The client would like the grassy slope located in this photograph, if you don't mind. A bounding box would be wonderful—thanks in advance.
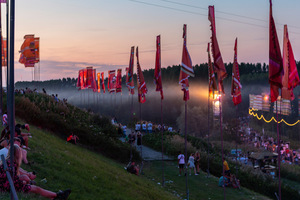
[143,161,272,200]
[0,123,272,200]
[0,124,178,200]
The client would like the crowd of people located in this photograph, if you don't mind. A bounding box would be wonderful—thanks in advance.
[0,118,71,199]
[245,128,300,165]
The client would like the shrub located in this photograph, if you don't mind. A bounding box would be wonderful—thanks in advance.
[14,93,141,163]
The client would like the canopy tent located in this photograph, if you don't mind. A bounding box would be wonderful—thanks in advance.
[249,150,278,160]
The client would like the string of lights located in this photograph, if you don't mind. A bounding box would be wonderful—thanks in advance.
[249,108,300,126]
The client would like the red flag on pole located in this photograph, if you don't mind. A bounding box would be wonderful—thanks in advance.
[126,47,135,95]
[179,24,194,101]
[85,67,94,88]
[208,6,227,93]
[76,69,83,90]
[154,35,164,100]
[108,70,116,93]
[207,43,218,97]
[269,0,283,102]
[231,38,242,105]
[19,34,39,67]
[282,25,300,100]
[91,69,97,92]
[2,37,7,66]
[136,47,147,103]
[101,72,105,93]
[116,69,122,93]
[97,72,101,93]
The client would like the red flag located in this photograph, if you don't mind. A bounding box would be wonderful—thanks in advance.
[208,6,227,93]
[101,72,106,93]
[282,25,300,100]
[136,47,147,103]
[154,35,164,100]
[2,37,7,67]
[91,69,97,92]
[108,70,116,93]
[85,67,94,88]
[97,73,101,93]
[116,69,122,93]
[179,24,193,101]
[231,38,242,105]
[76,69,84,90]
[0,0,7,3]
[269,0,283,102]
[126,47,135,95]
[19,34,39,67]
[207,43,218,97]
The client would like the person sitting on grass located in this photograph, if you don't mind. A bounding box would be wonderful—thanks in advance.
[218,176,229,187]
[0,144,71,199]
[1,137,29,164]
[126,161,139,176]
[66,133,79,145]
[15,124,32,149]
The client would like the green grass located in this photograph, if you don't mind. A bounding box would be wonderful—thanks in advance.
[142,161,272,200]
[1,124,178,200]
[0,123,273,200]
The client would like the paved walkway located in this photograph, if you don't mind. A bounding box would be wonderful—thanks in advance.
[120,128,174,161]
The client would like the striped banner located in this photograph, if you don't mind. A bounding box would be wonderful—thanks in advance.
[273,97,291,115]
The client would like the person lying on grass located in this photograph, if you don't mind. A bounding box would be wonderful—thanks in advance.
[0,144,71,199]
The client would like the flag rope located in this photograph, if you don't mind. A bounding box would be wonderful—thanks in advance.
[249,108,300,126]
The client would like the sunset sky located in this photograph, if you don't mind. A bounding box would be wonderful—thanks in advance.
[2,0,300,83]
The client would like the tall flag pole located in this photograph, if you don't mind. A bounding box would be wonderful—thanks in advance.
[179,24,194,200]
[154,35,165,186]
[0,0,4,126]
[269,1,283,199]
[136,46,147,174]
[231,38,242,178]
[282,25,300,100]
[208,6,227,199]
[207,43,217,177]
[7,0,16,192]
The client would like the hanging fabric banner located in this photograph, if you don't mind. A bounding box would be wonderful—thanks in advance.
[136,47,147,103]
[231,38,242,105]
[208,6,227,93]
[154,35,164,100]
[179,24,194,101]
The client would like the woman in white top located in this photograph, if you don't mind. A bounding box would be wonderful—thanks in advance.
[188,153,197,175]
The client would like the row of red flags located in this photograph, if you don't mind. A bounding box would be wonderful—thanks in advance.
[269,0,300,102]
[76,44,152,104]
[206,2,299,106]
[75,1,299,106]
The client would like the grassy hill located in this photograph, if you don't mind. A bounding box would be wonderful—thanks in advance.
[0,123,273,200]
[0,123,178,200]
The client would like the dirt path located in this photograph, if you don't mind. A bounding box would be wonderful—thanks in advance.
[120,128,174,161]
